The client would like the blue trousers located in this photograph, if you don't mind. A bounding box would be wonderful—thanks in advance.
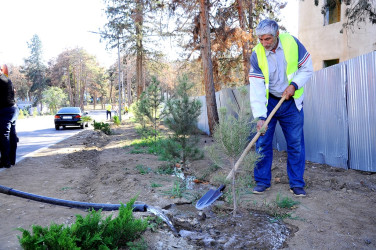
[0,105,19,166]
[254,97,305,188]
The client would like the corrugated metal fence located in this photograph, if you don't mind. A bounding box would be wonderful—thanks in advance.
[196,51,376,172]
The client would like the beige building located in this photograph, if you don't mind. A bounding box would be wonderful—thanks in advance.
[298,0,376,71]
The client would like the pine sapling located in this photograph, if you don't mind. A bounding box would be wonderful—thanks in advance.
[206,86,260,216]
[145,76,164,142]
[164,74,202,167]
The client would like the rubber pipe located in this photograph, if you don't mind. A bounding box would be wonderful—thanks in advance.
[0,185,147,212]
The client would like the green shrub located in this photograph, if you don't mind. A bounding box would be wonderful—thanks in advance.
[93,121,112,135]
[17,199,148,249]
[80,115,92,123]
[113,115,121,126]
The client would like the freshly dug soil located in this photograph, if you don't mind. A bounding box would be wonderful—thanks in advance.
[0,121,375,249]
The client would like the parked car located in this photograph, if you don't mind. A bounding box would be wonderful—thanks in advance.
[54,107,88,130]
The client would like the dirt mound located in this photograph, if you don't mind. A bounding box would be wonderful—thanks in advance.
[0,122,375,249]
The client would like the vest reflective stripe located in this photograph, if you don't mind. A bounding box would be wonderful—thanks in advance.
[253,33,304,100]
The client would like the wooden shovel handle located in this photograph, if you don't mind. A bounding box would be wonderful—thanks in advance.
[225,95,286,180]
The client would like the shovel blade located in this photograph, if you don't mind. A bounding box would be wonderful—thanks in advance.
[195,184,226,210]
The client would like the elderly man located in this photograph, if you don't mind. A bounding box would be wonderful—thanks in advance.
[249,19,313,196]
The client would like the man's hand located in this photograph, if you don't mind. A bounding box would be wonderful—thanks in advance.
[257,120,267,136]
[283,84,296,100]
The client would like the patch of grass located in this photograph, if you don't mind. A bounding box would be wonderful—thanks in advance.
[151,183,163,188]
[266,193,302,222]
[135,164,152,175]
[269,212,295,222]
[155,164,174,175]
[275,193,300,209]
[127,136,181,162]
[130,148,146,154]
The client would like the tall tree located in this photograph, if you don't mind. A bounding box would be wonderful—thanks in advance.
[199,0,219,135]
[9,65,30,101]
[135,0,145,97]
[102,0,164,99]
[42,86,67,114]
[237,0,250,85]
[49,48,101,109]
[23,34,46,106]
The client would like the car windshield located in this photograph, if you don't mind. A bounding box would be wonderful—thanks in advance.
[57,107,81,114]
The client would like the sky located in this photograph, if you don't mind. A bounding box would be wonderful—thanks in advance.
[1,0,115,67]
[0,0,298,69]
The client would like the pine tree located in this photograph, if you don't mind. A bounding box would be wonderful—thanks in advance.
[206,86,260,216]
[145,76,164,141]
[164,74,203,167]
[23,34,47,106]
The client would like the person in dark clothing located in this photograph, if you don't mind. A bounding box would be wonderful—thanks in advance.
[0,64,19,168]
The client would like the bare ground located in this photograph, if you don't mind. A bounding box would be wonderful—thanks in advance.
[0,121,375,249]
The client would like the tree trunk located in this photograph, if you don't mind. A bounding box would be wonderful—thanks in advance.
[237,0,251,86]
[67,69,73,106]
[136,0,144,98]
[248,0,254,31]
[127,59,132,107]
[199,0,219,135]
[93,93,97,109]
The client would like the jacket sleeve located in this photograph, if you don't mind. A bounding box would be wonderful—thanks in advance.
[249,51,267,119]
[292,36,313,89]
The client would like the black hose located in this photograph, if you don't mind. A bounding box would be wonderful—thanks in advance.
[0,185,147,212]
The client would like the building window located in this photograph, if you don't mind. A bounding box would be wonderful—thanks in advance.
[323,59,340,68]
[323,0,341,25]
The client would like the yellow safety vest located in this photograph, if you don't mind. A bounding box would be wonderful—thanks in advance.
[253,33,304,100]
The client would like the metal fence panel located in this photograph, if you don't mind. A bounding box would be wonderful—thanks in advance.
[197,96,209,135]
[303,63,349,168]
[217,88,238,118]
[346,52,376,172]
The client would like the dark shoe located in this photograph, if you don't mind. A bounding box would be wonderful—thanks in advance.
[290,187,306,197]
[253,185,270,194]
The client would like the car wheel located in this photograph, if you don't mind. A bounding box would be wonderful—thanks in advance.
[80,124,84,129]
[85,123,89,127]
[55,125,59,130]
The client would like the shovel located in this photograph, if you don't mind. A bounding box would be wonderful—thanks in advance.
[196,95,286,210]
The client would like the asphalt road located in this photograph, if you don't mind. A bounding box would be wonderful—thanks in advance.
[12,110,110,164]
